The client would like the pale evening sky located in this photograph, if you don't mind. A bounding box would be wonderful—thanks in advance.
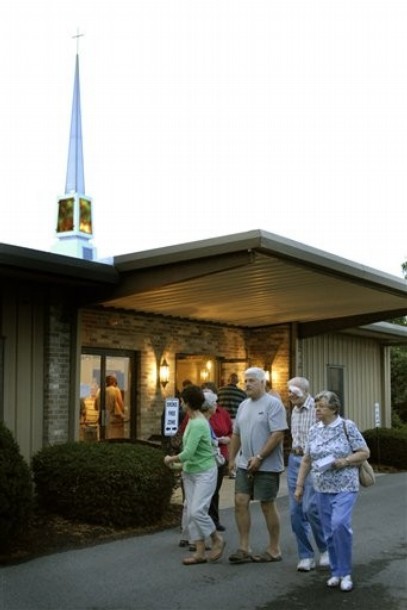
[1,0,406,278]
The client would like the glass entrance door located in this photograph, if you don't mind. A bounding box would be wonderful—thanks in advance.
[79,350,135,442]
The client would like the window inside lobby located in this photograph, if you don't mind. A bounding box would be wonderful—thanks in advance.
[175,354,219,392]
[79,349,136,442]
[327,365,345,415]
[175,355,248,394]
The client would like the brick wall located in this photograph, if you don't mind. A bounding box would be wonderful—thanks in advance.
[247,325,291,403]
[81,308,291,440]
[43,300,75,446]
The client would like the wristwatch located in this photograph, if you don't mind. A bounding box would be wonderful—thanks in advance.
[256,454,263,461]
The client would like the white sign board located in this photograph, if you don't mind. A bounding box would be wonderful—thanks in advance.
[374,402,381,428]
[163,398,180,437]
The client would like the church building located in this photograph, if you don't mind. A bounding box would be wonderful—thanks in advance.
[1,48,406,460]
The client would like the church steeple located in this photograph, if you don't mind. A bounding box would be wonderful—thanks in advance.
[52,34,96,261]
[65,53,85,195]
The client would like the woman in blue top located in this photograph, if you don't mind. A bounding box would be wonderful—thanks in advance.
[294,391,370,592]
[164,384,225,565]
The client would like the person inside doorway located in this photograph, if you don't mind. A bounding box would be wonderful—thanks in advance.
[96,375,125,439]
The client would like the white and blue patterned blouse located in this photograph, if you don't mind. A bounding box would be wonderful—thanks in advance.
[306,416,368,493]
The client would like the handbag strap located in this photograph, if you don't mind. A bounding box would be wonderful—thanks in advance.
[342,419,349,440]
[342,419,352,452]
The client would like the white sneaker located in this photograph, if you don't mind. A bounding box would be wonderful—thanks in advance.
[327,576,340,588]
[340,575,353,592]
[297,558,316,571]
[318,551,330,569]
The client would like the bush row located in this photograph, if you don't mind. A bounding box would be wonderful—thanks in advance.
[0,421,175,548]
[0,422,33,550]
[31,441,175,527]
[363,427,407,471]
[1,422,405,549]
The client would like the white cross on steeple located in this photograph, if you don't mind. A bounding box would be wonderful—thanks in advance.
[72,29,84,54]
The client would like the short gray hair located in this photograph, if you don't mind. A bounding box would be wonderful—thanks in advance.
[288,377,310,394]
[244,367,266,381]
[314,390,341,414]
[201,389,218,411]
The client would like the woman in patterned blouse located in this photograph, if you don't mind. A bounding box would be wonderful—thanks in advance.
[294,390,370,593]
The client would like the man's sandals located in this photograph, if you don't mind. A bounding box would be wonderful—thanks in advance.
[228,549,254,564]
[229,549,283,564]
[251,551,282,563]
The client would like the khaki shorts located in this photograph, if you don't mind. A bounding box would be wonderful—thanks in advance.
[235,468,280,502]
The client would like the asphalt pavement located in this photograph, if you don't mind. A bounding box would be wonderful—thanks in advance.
[1,472,406,610]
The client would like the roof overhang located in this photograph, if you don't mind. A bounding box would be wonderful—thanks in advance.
[1,243,119,303]
[341,322,407,346]
[98,230,407,337]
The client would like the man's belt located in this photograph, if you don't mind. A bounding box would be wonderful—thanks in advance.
[291,447,304,456]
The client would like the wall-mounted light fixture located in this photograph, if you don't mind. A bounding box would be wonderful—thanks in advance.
[160,359,170,388]
[200,359,213,382]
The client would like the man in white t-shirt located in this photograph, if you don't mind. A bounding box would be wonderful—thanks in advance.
[228,367,288,564]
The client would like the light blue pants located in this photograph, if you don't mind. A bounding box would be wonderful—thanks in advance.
[182,467,217,541]
[316,491,358,577]
[287,454,327,559]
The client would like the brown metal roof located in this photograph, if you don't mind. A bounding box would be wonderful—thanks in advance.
[101,230,407,337]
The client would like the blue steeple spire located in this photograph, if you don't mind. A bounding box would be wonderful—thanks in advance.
[65,53,85,194]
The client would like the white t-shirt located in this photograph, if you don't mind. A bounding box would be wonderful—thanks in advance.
[234,393,288,472]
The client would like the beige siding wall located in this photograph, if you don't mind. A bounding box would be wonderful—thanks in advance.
[1,287,77,460]
[1,285,45,460]
[300,333,388,431]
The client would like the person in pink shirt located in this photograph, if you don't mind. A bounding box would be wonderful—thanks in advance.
[201,385,233,532]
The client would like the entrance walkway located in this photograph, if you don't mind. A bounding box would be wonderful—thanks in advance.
[3,473,403,610]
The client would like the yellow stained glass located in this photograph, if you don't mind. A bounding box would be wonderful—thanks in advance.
[57,198,74,232]
[79,198,92,234]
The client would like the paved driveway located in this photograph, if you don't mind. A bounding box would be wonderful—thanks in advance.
[2,472,406,610]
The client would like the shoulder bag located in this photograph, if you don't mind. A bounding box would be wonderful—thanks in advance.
[342,420,375,488]
[213,444,226,467]
[358,459,376,487]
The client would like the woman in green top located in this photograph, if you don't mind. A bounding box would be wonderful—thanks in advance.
[164,384,226,565]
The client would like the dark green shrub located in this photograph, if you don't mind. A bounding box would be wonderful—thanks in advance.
[363,427,407,470]
[391,410,405,429]
[394,401,407,424]
[0,422,33,549]
[32,441,175,527]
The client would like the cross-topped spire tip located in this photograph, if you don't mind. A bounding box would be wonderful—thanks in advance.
[72,28,84,54]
